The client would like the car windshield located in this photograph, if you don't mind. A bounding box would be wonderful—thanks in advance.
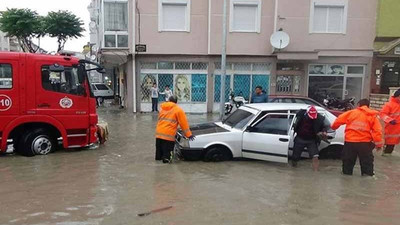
[223,109,255,129]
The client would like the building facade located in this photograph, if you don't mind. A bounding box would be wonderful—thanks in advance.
[91,0,378,113]
[370,0,400,95]
[0,30,10,51]
[88,0,136,111]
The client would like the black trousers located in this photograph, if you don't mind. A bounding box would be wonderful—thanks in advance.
[384,145,395,154]
[342,142,375,176]
[292,136,319,162]
[151,98,158,111]
[155,138,175,161]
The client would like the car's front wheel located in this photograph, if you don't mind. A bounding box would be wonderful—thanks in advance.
[203,146,232,162]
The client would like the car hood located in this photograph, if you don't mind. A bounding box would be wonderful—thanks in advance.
[189,122,230,136]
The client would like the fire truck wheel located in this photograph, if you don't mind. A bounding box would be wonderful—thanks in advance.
[17,128,56,156]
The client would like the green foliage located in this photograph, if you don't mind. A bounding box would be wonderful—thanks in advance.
[43,10,85,52]
[0,8,85,53]
[0,8,44,52]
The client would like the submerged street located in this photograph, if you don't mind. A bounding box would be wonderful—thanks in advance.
[1,107,400,225]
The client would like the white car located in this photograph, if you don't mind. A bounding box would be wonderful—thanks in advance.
[91,83,114,104]
[176,103,345,163]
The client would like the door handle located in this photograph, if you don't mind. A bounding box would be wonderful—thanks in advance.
[37,103,51,108]
[279,138,289,142]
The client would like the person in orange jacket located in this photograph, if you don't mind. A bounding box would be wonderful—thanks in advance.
[155,96,194,163]
[331,99,383,176]
[380,89,400,155]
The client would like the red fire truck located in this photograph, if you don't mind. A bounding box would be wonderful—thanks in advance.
[0,52,102,156]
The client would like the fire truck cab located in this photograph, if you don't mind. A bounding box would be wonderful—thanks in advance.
[0,52,100,156]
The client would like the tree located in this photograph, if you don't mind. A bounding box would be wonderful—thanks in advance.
[43,10,85,53]
[0,8,44,53]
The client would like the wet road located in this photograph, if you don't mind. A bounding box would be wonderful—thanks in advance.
[1,107,400,225]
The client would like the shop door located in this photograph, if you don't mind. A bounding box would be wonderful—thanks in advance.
[344,77,363,102]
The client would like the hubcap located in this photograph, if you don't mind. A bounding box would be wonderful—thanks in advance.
[32,136,52,155]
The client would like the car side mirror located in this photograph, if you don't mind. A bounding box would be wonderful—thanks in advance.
[96,68,106,74]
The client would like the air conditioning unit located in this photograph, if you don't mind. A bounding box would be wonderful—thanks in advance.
[395,47,400,55]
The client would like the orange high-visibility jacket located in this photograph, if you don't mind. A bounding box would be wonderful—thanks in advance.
[380,97,400,145]
[331,106,383,147]
[155,102,192,141]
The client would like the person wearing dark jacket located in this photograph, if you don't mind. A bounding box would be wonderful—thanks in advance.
[292,105,330,171]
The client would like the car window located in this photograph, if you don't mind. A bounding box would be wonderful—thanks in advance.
[282,98,294,103]
[223,109,255,129]
[95,84,109,90]
[91,84,97,90]
[252,114,291,135]
[269,98,278,103]
[0,63,12,89]
[41,65,85,96]
[253,110,288,124]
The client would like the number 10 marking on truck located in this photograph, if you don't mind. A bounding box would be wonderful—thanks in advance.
[0,95,12,111]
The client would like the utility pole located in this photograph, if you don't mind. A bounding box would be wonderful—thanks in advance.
[219,0,228,120]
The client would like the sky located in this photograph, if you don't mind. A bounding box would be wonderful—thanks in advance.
[0,0,91,52]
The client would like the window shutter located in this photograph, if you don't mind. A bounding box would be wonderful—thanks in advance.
[313,6,328,32]
[162,4,187,30]
[327,7,344,33]
[233,4,257,31]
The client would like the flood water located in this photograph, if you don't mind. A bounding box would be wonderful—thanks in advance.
[1,107,400,225]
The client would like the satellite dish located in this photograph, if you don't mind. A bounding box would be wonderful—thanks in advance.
[270,31,290,49]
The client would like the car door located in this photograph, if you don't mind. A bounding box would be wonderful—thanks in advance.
[35,61,90,133]
[242,113,295,163]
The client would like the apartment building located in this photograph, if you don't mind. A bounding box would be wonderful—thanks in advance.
[90,0,378,113]
[370,0,400,95]
[0,30,10,51]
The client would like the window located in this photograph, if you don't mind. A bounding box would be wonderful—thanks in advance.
[95,84,109,90]
[252,114,290,135]
[0,64,12,89]
[159,0,191,32]
[223,109,255,129]
[230,0,261,32]
[103,1,129,48]
[41,66,85,96]
[310,0,348,33]
[347,66,364,74]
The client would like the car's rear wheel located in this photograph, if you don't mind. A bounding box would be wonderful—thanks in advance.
[203,146,232,162]
[319,145,343,159]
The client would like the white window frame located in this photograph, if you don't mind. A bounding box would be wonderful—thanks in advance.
[102,0,129,49]
[158,0,191,32]
[229,0,262,33]
[309,0,348,34]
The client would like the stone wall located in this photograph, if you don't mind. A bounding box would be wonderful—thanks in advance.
[370,94,389,110]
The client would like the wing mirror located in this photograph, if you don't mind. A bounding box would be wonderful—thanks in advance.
[49,64,65,72]
[96,68,106,74]
[245,126,255,132]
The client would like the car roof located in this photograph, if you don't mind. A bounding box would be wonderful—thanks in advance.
[244,103,326,112]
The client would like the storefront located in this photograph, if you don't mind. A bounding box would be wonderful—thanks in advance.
[139,61,209,113]
[212,62,271,112]
[308,64,366,104]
